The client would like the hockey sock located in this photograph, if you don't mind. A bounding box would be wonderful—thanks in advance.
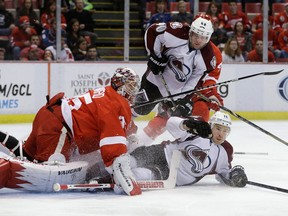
[143,115,168,140]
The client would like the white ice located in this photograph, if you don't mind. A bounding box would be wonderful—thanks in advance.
[1,120,288,216]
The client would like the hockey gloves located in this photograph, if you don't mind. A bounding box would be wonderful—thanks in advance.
[183,117,212,138]
[148,54,168,75]
[172,98,193,117]
[201,89,223,111]
[229,165,248,187]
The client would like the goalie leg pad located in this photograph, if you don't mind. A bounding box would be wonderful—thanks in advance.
[0,156,10,189]
[112,153,142,196]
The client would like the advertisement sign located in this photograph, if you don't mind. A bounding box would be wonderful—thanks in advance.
[0,63,47,114]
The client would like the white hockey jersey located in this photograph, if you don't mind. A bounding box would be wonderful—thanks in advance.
[165,117,233,186]
[145,22,222,99]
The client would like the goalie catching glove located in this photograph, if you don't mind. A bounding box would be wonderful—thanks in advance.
[229,165,248,187]
[148,54,168,75]
[182,116,212,138]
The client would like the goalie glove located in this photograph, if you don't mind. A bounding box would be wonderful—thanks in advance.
[182,116,212,138]
[229,165,248,187]
[148,54,168,75]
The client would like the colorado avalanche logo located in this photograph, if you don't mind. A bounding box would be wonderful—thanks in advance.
[168,55,190,82]
[97,72,110,87]
[278,76,288,101]
[184,145,210,174]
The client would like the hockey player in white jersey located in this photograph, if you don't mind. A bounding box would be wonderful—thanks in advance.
[130,111,248,187]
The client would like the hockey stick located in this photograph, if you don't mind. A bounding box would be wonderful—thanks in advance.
[160,72,177,107]
[53,150,181,192]
[196,93,288,147]
[247,181,288,193]
[234,152,268,155]
[132,69,284,109]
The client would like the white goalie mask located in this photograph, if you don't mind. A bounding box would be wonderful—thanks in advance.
[209,111,232,131]
[111,67,140,104]
[190,14,214,42]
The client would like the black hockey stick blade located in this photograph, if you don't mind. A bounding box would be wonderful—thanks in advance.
[247,181,288,193]
[132,69,284,109]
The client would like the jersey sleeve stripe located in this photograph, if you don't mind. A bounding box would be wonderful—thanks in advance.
[99,136,127,147]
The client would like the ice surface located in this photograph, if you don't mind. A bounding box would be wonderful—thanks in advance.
[1,120,288,216]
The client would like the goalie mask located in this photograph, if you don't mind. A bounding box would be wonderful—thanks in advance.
[111,67,140,104]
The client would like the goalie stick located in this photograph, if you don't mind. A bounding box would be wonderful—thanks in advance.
[196,93,288,147]
[132,69,284,109]
[53,150,181,192]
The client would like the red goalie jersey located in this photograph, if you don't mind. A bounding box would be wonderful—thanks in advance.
[23,86,131,167]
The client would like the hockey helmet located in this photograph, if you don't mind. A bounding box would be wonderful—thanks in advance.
[111,67,140,104]
[190,14,214,41]
[209,111,232,130]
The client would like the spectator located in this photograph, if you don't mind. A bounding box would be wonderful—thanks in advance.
[222,1,251,35]
[84,45,102,61]
[45,32,74,61]
[40,0,69,14]
[0,0,16,36]
[43,49,54,61]
[16,0,42,34]
[0,47,6,60]
[247,40,275,62]
[278,27,288,58]
[251,4,274,33]
[273,3,288,36]
[42,18,66,48]
[210,17,227,50]
[222,37,245,63]
[20,34,44,60]
[229,21,253,61]
[67,0,94,11]
[253,21,281,58]
[11,16,37,60]
[41,0,67,30]
[206,1,225,30]
[146,0,171,29]
[66,18,84,51]
[24,45,44,60]
[171,0,193,25]
[72,37,88,61]
[65,0,98,46]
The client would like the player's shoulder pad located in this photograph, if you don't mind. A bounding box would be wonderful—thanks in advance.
[221,140,234,163]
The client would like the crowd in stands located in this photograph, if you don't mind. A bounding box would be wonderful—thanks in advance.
[0,0,102,61]
[1,0,288,62]
[143,0,288,63]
